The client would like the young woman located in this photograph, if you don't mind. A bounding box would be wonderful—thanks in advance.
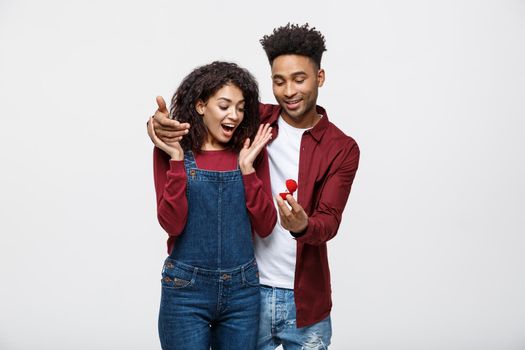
[147,61,276,350]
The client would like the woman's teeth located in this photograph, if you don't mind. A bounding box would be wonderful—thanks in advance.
[222,124,235,132]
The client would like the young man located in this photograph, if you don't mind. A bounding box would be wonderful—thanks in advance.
[150,23,359,349]
[253,23,359,349]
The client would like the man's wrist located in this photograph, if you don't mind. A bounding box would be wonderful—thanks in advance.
[289,225,308,238]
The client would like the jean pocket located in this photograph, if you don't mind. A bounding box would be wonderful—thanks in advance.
[242,265,260,287]
[161,261,194,289]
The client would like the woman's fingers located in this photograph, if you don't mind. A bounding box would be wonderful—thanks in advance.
[147,117,164,147]
[252,124,272,149]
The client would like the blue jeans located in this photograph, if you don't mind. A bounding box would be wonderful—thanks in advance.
[158,258,261,350]
[257,286,332,350]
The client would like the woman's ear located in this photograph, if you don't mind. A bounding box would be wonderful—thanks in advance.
[195,100,205,116]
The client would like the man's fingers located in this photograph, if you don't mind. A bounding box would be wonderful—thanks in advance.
[276,195,292,217]
[156,96,168,113]
[155,127,189,139]
[285,195,304,213]
[155,113,176,126]
[153,110,169,120]
[155,114,191,131]
[153,116,190,134]
[276,200,287,224]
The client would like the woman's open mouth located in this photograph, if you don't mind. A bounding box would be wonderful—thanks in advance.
[221,123,236,136]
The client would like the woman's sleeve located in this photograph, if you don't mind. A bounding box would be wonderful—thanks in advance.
[242,172,277,238]
[153,147,188,236]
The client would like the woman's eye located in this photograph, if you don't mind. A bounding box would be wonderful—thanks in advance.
[219,106,228,110]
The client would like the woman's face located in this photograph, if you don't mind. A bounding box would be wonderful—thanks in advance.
[196,84,245,150]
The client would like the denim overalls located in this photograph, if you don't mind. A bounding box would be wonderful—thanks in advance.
[158,151,260,350]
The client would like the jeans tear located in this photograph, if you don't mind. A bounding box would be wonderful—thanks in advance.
[163,276,189,287]
[301,332,327,350]
[173,278,189,286]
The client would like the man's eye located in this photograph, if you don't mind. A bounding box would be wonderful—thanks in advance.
[274,81,284,86]
[296,80,305,84]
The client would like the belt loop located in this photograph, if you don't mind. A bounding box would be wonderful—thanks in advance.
[241,265,246,284]
[191,267,198,284]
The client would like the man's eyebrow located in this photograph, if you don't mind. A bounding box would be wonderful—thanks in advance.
[272,71,308,79]
[291,71,308,77]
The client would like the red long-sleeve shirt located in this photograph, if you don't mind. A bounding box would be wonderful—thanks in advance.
[257,103,360,328]
[153,148,277,254]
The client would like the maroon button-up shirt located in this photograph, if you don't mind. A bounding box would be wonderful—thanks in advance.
[256,103,360,328]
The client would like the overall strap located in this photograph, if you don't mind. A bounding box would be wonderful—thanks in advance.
[183,150,197,169]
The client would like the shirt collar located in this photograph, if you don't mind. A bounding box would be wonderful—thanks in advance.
[309,105,329,142]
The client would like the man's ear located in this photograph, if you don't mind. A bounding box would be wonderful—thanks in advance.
[195,100,205,115]
[317,69,325,87]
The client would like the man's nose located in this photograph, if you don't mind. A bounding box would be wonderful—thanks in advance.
[284,83,297,98]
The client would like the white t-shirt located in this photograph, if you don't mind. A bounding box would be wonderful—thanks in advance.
[254,116,309,289]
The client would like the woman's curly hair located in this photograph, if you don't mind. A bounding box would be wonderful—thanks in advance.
[260,23,327,68]
[170,61,260,152]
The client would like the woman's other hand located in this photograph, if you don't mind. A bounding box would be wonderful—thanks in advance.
[239,123,272,175]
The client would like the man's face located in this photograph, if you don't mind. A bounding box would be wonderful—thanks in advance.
[271,54,325,127]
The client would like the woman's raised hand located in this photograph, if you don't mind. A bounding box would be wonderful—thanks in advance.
[239,123,272,175]
[147,96,184,160]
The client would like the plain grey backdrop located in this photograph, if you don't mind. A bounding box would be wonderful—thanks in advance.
[1,0,524,349]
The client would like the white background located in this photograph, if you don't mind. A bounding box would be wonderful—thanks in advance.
[1,0,524,349]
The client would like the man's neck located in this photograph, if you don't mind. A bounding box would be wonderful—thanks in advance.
[281,111,321,129]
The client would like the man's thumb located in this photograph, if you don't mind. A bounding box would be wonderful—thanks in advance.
[156,96,168,113]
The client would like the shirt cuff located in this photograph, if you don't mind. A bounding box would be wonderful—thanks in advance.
[169,160,185,174]
[290,230,306,238]
[289,218,311,239]
[290,226,308,238]
[242,172,260,187]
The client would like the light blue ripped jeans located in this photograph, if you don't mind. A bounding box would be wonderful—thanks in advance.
[257,285,332,350]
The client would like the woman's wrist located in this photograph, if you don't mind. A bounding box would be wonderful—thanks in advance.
[240,163,255,175]
[170,151,183,161]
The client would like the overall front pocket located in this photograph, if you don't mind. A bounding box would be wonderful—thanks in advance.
[161,261,194,290]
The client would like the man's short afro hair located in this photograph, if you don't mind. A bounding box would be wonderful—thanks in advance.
[260,23,327,68]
